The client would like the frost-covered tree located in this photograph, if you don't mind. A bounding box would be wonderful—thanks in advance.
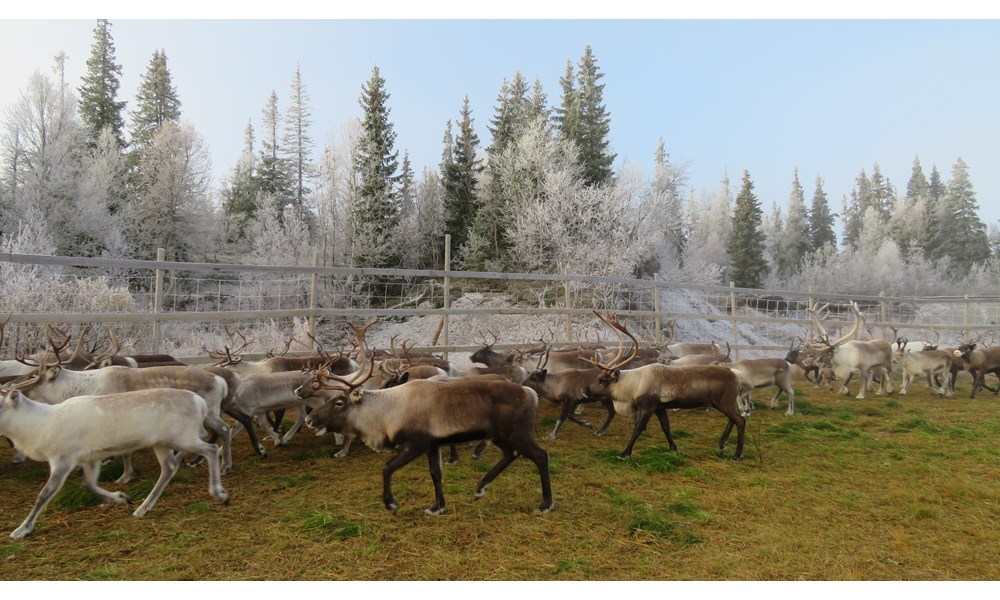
[352,66,401,267]
[726,170,768,288]
[1,70,84,254]
[778,168,811,278]
[129,50,181,152]
[414,167,445,269]
[73,125,128,258]
[442,95,482,257]
[396,151,421,268]
[78,19,126,149]
[282,65,313,222]
[808,175,836,251]
[901,156,932,256]
[684,172,732,277]
[494,119,643,278]
[241,192,314,310]
[312,119,360,269]
[762,201,784,283]
[124,122,215,262]
[644,137,687,271]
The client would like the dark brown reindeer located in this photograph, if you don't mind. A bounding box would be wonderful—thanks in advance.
[302,321,553,516]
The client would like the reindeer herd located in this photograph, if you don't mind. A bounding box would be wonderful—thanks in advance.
[0,302,997,539]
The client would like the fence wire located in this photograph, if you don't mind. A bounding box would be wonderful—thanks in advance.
[2,252,999,360]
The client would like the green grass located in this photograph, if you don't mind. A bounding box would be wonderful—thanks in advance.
[4,378,1000,580]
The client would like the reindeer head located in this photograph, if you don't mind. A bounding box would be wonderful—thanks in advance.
[580,312,639,399]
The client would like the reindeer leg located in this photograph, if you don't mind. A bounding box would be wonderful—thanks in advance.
[11,459,75,539]
[225,406,266,458]
[594,400,616,436]
[425,445,446,516]
[618,404,655,460]
[381,444,424,514]
[653,406,677,451]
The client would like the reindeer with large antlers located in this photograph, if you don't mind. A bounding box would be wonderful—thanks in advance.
[580,312,748,460]
[301,319,553,516]
[806,301,893,399]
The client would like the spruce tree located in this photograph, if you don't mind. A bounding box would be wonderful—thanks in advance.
[442,95,482,256]
[282,64,313,222]
[552,60,578,144]
[529,78,549,122]
[78,19,127,149]
[486,73,530,159]
[869,163,895,222]
[572,45,615,187]
[129,50,181,152]
[929,158,991,273]
[352,65,401,263]
[221,119,258,241]
[255,90,294,215]
[809,175,836,250]
[921,164,947,260]
[842,169,872,250]
[726,170,769,288]
[779,168,811,277]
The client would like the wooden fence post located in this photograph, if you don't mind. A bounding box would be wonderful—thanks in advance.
[964,294,970,340]
[730,281,739,360]
[309,251,319,350]
[443,234,451,361]
[152,247,165,353]
[879,290,888,338]
[564,280,572,342]
[653,273,661,344]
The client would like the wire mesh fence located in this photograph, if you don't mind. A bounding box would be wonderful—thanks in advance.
[2,249,999,362]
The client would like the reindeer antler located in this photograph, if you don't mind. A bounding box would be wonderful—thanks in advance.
[579,311,639,372]
[313,319,378,394]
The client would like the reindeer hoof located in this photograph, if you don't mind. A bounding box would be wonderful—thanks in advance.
[616,453,631,461]
[535,501,555,513]
[425,505,446,516]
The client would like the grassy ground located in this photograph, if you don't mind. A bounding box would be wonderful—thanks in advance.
[2,377,1000,581]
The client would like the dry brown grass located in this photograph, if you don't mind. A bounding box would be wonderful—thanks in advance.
[2,376,1000,581]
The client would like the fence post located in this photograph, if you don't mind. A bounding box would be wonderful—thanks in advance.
[807,286,814,342]
[964,294,970,340]
[309,250,319,350]
[152,247,165,353]
[730,281,739,360]
[879,290,887,339]
[564,279,572,342]
[653,273,661,344]
[443,235,451,361]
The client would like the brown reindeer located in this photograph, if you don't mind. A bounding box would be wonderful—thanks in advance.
[301,321,553,516]
[580,312,747,460]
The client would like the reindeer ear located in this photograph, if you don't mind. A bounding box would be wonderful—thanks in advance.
[45,366,61,381]
[349,388,364,403]
[610,369,621,382]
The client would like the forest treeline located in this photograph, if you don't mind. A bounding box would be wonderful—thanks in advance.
[2,20,998,303]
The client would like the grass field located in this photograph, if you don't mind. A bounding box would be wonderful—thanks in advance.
[2,376,1000,581]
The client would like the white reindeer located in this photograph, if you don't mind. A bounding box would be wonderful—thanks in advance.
[0,387,229,539]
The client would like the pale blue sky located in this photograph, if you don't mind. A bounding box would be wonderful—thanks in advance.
[2,14,999,231]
